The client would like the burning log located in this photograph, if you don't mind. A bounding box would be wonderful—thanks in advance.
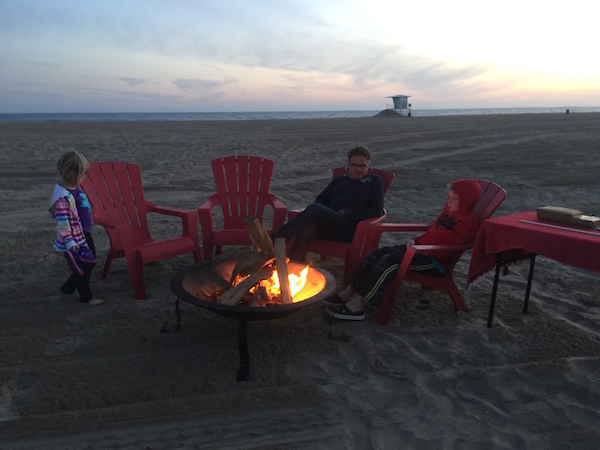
[215,216,306,307]
[244,216,275,255]
[248,286,268,307]
[217,266,274,306]
[229,252,274,287]
[274,238,292,304]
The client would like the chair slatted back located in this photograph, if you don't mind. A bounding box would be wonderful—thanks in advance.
[82,161,152,245]
[474,180,507,222]
[211,156,275,229]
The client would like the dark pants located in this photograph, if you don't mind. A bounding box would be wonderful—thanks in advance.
[272,203,356,261]
[61,232,97,302]
[350,245,444,307]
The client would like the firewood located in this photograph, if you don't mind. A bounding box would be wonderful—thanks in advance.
[249,286,268,307]
[229,252,274,287]
[244,216,275,256]
[274,238,292,304]
[218,266,274,306]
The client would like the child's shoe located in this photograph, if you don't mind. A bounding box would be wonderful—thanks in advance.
[80,297,105,306]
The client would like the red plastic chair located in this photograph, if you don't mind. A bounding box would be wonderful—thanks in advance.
[81,161,201,299]
[287,167,395,286]
[198,155,287,260]
[359,180,507,325]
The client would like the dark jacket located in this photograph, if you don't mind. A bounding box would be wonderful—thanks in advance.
[315,174,384,223]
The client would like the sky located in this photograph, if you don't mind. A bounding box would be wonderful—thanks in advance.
[1,0,599,113]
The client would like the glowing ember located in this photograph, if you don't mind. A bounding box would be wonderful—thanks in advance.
[268,266,309,300]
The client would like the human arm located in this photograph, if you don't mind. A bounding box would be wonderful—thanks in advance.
[53,197,79,251]
[414,213,479,246]
[314,178,337,206]
[344,175,384,222]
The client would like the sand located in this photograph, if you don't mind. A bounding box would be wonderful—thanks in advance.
[0,113,599,449]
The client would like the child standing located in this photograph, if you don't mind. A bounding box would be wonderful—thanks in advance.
[49,150,104,306]
[324,179,481,320]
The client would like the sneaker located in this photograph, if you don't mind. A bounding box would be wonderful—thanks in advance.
[321,293,347,307]
[326,304,365,321]
[80,298,105,306]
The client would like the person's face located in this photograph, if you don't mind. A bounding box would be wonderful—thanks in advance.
[347,155,370,180]
[447,191,461,213]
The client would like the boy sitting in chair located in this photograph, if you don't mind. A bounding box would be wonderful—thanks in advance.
[324,179,481,321]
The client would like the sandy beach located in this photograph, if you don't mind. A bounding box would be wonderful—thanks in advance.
[1,113,600,449]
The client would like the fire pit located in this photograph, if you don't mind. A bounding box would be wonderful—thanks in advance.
[169,258,336,381]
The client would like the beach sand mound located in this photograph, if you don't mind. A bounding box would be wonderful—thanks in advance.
[373,108,403,118]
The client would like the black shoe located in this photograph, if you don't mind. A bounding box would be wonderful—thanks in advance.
[321,293,347,307]
[326,304,365,321]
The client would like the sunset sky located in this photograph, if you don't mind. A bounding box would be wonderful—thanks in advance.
[1,0,598,113]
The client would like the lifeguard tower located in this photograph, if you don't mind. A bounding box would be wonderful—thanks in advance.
[386,94,411,116]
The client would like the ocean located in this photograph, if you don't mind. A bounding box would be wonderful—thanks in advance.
[1,107,599,123]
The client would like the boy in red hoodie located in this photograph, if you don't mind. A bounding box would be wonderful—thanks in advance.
[325,179,481,320]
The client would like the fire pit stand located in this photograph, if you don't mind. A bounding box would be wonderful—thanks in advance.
[168,259,336,381]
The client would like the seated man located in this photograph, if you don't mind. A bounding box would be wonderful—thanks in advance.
[272,145,384,262]
[324,179,481,320]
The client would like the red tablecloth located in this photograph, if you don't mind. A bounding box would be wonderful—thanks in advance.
[468,211,600,283]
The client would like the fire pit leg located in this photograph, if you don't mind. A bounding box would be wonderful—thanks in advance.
[160,297,182,334]
[237,319,250,382]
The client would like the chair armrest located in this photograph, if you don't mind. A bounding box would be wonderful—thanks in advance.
[197,194,220,231]
[372,222,430,233]
[266,193,288,231]
[198,194,219,214]
[146,201,199,239]
[363,222,430,253]
[146,201,195,219]
[408,243,472,254]
[287,208,303,221]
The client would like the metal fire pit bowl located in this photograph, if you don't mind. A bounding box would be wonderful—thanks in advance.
[169,258,336,381]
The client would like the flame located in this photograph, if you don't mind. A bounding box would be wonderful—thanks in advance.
[267,266,309,301]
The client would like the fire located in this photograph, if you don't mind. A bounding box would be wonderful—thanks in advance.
[265,266,309,302]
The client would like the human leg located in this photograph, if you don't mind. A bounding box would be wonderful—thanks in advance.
[60,271,79,295]
[351,245,408,307]
[275,203,356,262]
[76,233,101,304]
[409,254,445,277]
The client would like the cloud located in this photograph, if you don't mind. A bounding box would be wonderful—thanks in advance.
[119,77,146,87]
[172,78,235,93]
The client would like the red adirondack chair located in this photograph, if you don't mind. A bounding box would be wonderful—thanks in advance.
[358,179,506,325]
[198,155,287,260]
[81,161,201,299]
[287,167,395,286]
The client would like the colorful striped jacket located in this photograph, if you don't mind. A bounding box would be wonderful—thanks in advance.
[49,184,87,251]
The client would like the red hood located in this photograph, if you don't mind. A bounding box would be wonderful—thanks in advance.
[451,179,481,214]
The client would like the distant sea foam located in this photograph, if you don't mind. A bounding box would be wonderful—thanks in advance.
[1,107,599,123]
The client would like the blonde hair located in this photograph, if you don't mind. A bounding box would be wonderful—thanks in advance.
[57,150,90,186]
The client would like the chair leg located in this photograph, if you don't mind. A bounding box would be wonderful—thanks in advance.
[192,248,202,263]
[126,253,147,300]
[445,280,466,311]
[376,246,416,325]
[101,251,117,279]
[202,236,214,260]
